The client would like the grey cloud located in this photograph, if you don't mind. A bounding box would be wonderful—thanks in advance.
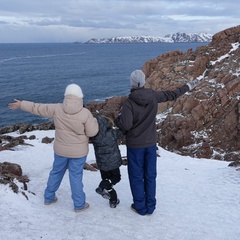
[1,1,239,21]
[0,20,8,25]
[27,19,62,27]
[0,0,239,43]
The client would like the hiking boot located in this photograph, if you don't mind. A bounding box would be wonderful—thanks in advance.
[109,198,120,208]
[44,197,58,205]
[131,203,138,213]
[95,187,110,199]
[130,204,146,216]
[74,202,90,212]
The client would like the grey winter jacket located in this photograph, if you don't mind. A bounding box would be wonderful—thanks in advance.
[115,85,189,148]
[90,114,124,171]
[20,95,99,158]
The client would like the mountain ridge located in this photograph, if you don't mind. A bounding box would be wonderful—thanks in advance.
[75,32,213,44]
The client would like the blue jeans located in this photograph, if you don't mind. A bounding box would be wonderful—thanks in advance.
[127,145,157,215]
[44,153,87,210]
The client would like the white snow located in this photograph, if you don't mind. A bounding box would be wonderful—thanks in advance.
[210,42,240,65]
[1,129,240,240]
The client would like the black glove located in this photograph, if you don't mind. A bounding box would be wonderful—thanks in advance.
[186,79,200,91]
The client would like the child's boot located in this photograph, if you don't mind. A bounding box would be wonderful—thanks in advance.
[108,188,120,208]
[95,179,111,199]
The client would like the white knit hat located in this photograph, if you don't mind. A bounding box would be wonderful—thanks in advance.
[130,70,145,88]
[64,84,83,98]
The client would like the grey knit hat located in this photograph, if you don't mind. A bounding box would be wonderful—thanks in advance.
[64,83,83,98]
[130,70,145,88]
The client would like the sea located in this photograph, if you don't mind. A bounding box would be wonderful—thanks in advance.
[0,42,207,127]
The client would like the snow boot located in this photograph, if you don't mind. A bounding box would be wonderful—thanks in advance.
[95,187,110,199]
[108,188,120,208]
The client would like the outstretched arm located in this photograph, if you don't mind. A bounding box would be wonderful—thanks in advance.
[8,99,21,110]
[9,99,56,118]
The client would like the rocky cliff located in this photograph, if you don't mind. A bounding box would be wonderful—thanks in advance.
[86,25,240,161]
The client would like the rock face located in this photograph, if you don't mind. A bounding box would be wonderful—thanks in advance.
[86,25,240,161]
[146,25,240,161]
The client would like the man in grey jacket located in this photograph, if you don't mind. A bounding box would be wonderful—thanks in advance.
[8,83,99,212]
[115,70,199,215]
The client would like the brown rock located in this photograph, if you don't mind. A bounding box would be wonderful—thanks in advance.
[0,162,22,176]
[41,136,54,144]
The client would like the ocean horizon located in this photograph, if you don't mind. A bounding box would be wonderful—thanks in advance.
[0,42,207,127]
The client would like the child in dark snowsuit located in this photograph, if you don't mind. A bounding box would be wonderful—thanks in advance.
[90,114,124,208]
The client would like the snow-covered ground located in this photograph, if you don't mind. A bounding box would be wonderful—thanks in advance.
[1,129,240,240]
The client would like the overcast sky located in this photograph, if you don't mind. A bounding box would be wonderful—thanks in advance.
[0,0,239,43]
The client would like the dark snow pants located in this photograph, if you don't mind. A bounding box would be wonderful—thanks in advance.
[100,168,121,186]
[127,145,157,215]
[99,168,121,202]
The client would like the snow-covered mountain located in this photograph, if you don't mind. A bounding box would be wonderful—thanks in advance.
[80,32,213,44]
[84,36,173,44]
[164,32,213,43]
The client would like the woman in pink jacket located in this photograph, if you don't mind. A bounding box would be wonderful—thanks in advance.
[8,84,99,212]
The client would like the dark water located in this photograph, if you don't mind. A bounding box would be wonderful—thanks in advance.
[0,42,206,127]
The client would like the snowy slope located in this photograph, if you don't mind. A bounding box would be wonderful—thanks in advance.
[0,129,240,240]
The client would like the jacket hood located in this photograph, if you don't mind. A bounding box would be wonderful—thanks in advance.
[64,84,83,98]
[62,95,83,114]
[129,88,154,106]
